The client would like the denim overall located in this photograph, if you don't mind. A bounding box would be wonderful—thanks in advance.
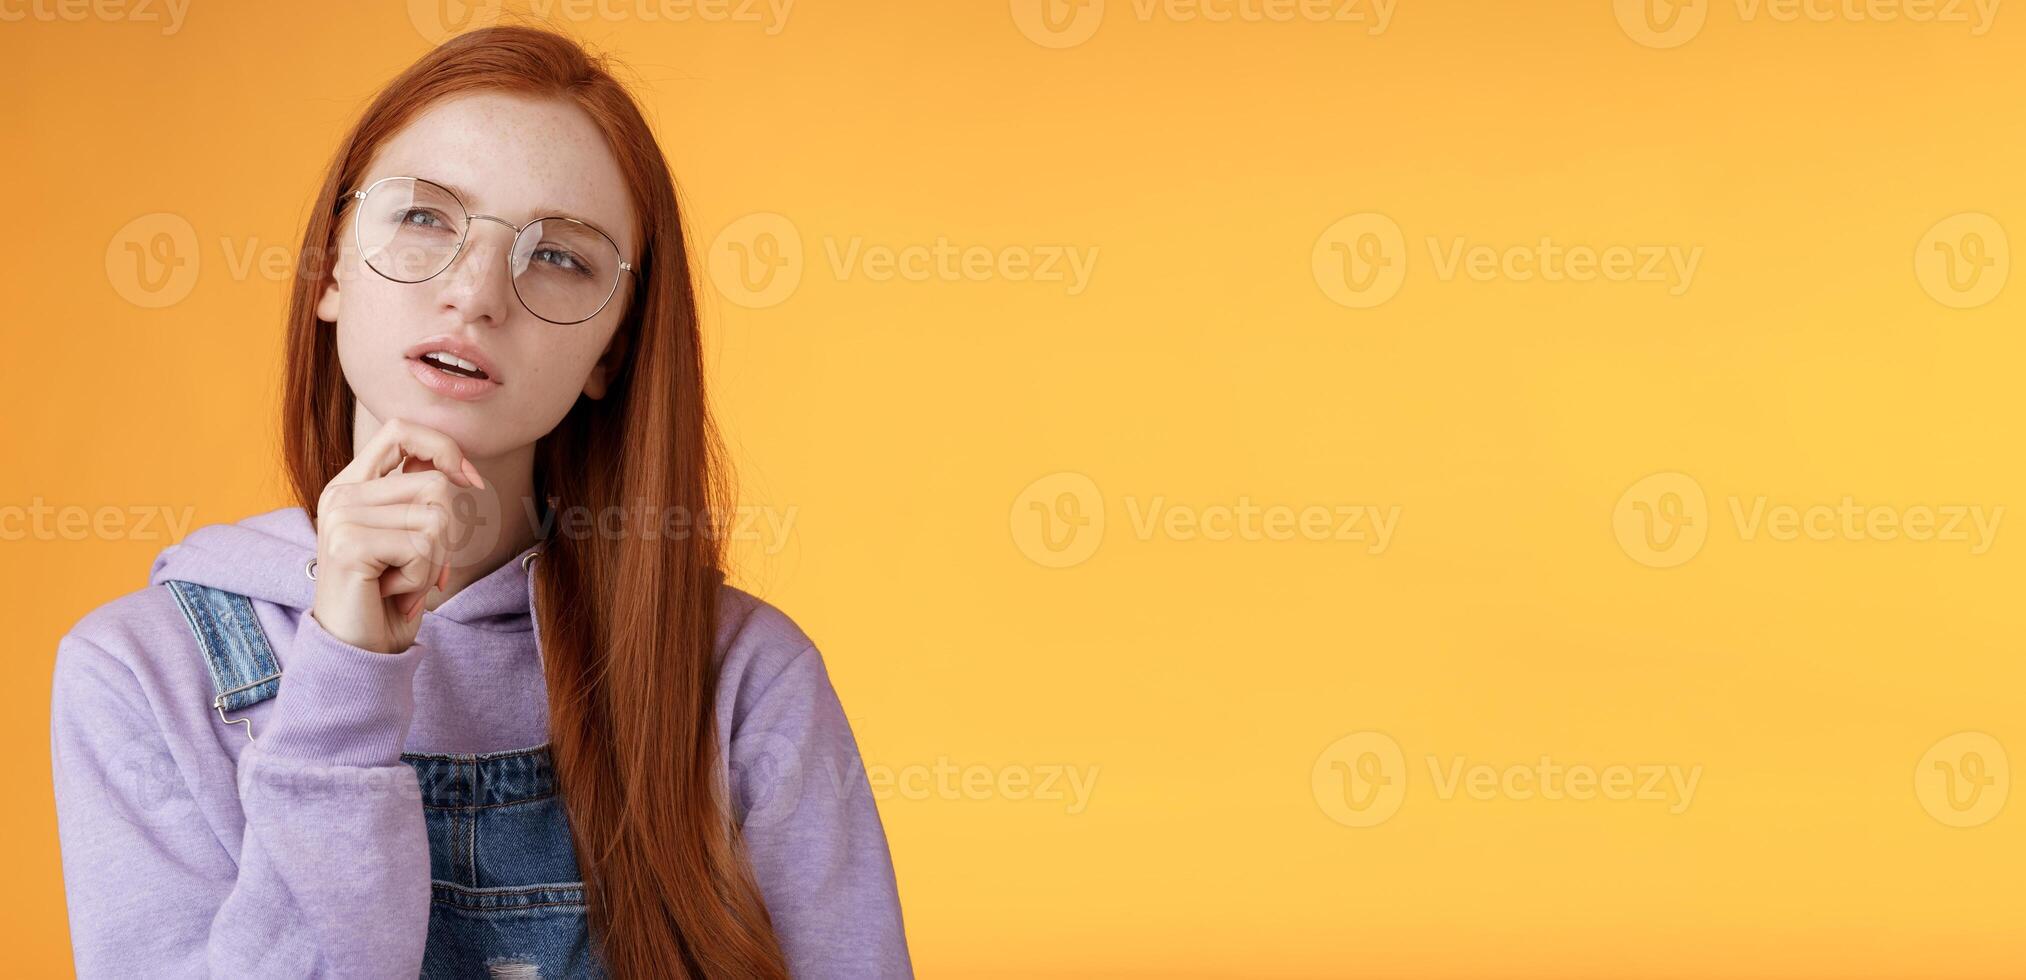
[163,579,609,979]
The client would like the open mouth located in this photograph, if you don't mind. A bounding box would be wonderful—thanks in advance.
[417,350,491,381]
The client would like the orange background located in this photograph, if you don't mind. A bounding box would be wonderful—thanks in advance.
[5,0,2024,976]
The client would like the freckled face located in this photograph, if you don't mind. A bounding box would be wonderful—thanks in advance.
[318,91,639,459]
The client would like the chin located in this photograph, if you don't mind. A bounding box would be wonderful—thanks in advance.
[358,391,499,457]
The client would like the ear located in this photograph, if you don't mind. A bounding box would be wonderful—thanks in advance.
[582,330,629,400]
[316,269,341,322]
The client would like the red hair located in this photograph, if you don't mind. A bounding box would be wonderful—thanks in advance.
[280,25,788,978]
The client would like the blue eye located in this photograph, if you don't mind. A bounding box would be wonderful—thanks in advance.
[396,208,452,229]
[532,245,596,279]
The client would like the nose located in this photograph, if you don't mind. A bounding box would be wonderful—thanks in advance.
[435,214,520,327]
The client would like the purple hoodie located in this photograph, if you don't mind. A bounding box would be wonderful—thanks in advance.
[49,506,914,978]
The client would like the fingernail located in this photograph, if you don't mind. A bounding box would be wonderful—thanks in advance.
[462,460,486,490]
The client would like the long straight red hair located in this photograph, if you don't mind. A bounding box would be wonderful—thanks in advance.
[279,25,789,978]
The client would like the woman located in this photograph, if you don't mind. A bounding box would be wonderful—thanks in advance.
[49,25,912,979]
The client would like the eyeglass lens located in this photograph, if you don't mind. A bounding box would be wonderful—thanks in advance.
[355,177,623,323]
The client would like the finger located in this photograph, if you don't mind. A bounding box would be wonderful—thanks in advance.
[327,502,452,534]
[329,418,483,491]
[401,558,445,619]
[323,492,457,562]
[386,551,438,614]
[320,523,444,591]
[376,535,448,599]
[397,567,436,618]
[323,469,463,509]
[344,507,454,611]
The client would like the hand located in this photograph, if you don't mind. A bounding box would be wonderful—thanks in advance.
[310,418,485,655]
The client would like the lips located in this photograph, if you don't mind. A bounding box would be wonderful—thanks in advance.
[403,335,503,401]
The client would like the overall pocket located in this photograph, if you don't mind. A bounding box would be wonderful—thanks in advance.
[405,746,607,979]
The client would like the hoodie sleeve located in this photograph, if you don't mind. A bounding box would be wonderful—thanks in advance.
[50,611,434,978]
[729,643,915,979]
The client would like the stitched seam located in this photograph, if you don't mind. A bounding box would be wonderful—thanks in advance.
[220,592,277,682]
[471,761,484,887]
[431,880,588,911]
[432,897,588,911]
[401,742,555,762]
[421,792,558,811]
[460,806,476,887]
[465,758,478,884]
[165,582,236,704]
[432,880,587,896]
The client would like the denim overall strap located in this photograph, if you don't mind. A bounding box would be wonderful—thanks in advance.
[162,579,284,742]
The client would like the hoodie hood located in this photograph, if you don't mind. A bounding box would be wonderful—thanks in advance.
[149,506,541,633]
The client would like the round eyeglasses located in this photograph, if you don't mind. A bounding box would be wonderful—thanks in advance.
[349,175,636,325]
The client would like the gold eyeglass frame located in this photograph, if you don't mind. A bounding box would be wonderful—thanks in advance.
[349,174,637,325]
